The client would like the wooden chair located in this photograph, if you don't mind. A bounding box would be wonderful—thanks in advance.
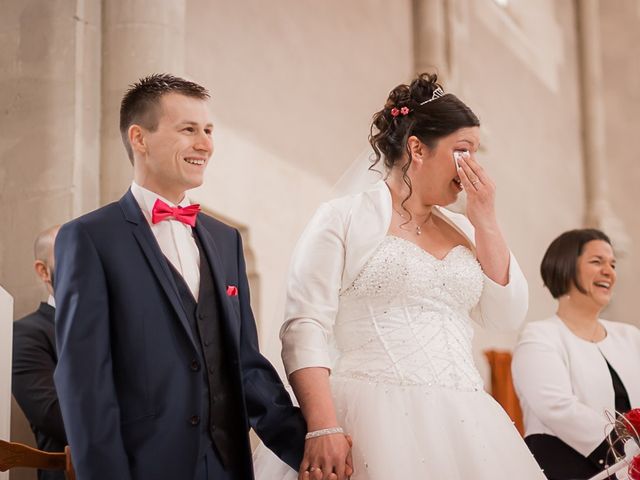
[0,439,75,480]
[484,349,524,436]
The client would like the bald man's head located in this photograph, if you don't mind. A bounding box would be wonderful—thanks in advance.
[33,225,60,295]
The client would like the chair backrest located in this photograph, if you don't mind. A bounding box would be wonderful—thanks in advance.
[484,349,524,436]
[0,440,75,480]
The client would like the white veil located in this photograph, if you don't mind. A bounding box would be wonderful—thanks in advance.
[329,144,466,213]
[328,145,387,199]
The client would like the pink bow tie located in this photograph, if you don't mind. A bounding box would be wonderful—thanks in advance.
[151,199,201,227]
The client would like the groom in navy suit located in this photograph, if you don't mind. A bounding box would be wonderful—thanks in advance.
[53,74,306,480]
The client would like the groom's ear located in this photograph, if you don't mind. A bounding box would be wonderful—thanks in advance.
[128,124,147,157]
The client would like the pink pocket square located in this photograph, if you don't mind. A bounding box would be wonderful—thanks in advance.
[226,285,238,296]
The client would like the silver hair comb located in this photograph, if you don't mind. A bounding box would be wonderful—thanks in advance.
[419,86,445,106]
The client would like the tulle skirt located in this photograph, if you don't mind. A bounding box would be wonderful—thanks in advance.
[253,376,546,480]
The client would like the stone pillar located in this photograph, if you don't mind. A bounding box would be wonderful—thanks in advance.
[576,0,630,252]
[0,5,100,478]
[100,0,187,204]
[0,0,101,318]
[412,0,452,79]
[0,286,13,472]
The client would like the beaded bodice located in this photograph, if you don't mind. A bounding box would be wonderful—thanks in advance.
[333,236,485,391]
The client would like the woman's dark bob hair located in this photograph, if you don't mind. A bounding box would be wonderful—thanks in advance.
[540,228,612,299]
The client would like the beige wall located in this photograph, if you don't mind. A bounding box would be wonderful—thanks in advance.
[0,2,638,478]
[599,0,640,327]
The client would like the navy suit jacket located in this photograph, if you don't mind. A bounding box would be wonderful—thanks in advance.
[53,191,305,480]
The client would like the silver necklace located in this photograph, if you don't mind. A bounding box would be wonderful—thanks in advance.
[393,206,431,236]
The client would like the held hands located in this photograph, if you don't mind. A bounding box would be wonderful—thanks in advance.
[299,432,353,480]
[456,154,499,232]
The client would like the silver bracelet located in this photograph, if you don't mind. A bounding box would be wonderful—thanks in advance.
[305,427,344,440]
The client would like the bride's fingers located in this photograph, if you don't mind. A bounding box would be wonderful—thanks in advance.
[464,155,492,186]
[456,160,478,192]
[345,451,354,477]
[458,157,481,188]
[311,466,324,480]
[332,462,346,480]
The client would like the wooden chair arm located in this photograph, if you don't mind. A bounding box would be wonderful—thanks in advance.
[0,439,67,471]
[0,439,75,479]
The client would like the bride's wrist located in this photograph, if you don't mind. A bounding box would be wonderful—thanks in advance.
[304,413,339,432]
[305,426,344,440]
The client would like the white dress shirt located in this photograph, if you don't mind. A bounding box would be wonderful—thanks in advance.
[512,316,640,457]
[281,180,529,376]
[130,182,201,299]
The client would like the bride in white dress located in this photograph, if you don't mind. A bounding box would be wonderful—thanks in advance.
[254,73,545,480]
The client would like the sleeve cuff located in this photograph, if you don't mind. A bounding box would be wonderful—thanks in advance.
[281,319,332,376]
[587,430,621,471]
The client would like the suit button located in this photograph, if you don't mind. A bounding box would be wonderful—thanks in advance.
[203,339,211,347]
[198,312,206,320]
[209,366,215,374]
[210,425,217,433]
[189,415,200,426]
[190,360,200,371]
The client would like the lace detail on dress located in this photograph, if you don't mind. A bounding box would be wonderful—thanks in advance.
[332,236,485,391]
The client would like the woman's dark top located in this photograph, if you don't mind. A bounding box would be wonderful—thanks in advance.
[525,359,630,480]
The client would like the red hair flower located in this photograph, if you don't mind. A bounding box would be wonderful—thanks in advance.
[390,107,400,117]
[629,454,640,480]
[624,409,640,438]
[400,106,410,115]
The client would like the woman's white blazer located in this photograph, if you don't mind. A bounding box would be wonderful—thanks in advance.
[512,315,640,456]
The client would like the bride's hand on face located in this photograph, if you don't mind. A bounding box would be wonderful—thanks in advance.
[456,154,498,231]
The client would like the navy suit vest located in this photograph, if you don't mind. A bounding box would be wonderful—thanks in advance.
[166,232,244,468]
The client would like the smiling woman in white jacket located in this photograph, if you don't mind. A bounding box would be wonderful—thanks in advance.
[512,229,640,480]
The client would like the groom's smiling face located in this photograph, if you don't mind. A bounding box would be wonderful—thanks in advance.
[135,92,214,203]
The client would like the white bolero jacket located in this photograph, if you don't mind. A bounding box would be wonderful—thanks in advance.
[280,180,529,376]
[512,316,640,457]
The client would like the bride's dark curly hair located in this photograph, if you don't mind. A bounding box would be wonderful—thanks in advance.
[369,73,479,210]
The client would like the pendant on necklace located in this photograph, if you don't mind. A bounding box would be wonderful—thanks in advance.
[393,205,428,236]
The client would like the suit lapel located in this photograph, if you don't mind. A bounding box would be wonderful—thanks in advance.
[119,191,198,350]
[194,219,240,345]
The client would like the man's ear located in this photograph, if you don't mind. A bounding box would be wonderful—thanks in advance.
[34,260,50,284]
[128,124,147,157]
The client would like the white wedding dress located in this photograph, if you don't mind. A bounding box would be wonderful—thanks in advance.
[253,235,545,479]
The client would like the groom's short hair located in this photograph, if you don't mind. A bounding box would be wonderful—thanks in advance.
[120,73,210,163]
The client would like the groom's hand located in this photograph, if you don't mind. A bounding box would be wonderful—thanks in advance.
[345,435,353,478]
[299,433,353,480]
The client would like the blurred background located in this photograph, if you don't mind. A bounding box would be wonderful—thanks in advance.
[1,0,639,478]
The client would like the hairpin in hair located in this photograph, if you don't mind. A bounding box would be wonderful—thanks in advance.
[391,106,411,117]
[419,86,445,106]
